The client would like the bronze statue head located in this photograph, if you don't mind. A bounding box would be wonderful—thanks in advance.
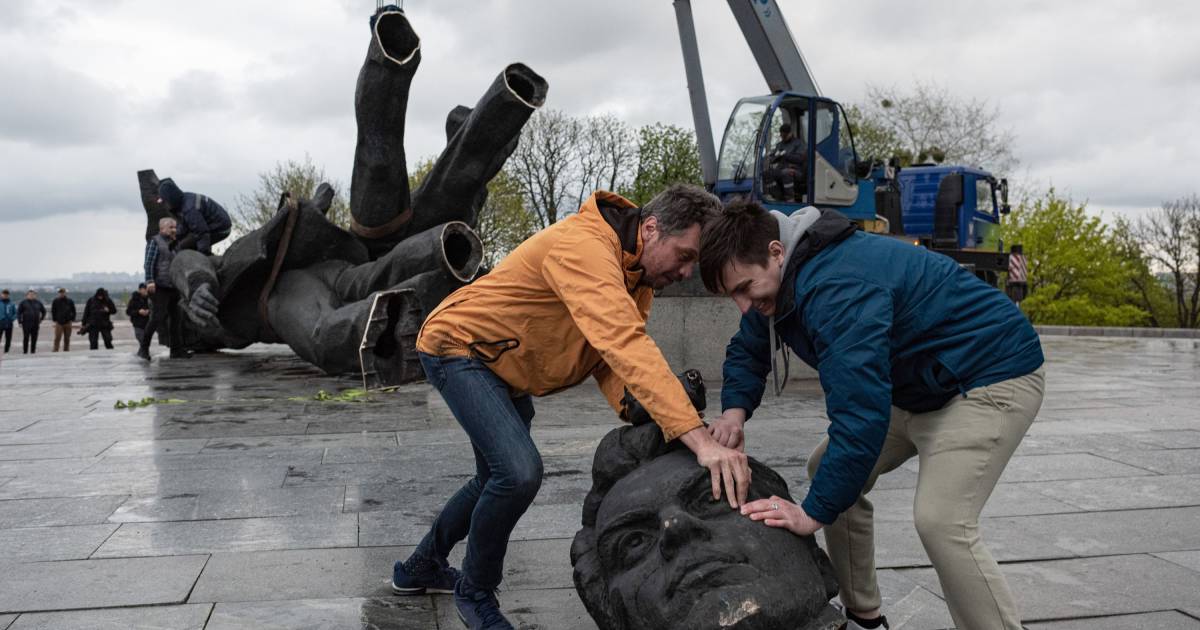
[571,422,841,630]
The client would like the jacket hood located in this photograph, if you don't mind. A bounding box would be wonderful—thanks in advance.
[774,209,857,319]
[759,207,854,397]
[771,206,821,267]
[158,178,185,211]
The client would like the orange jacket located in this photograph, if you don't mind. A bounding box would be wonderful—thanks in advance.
[416,191,702,441]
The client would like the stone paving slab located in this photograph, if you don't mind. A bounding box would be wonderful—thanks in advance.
[93,513,359,557]
[0,467,291,500]
[1026,611,1200,629]
[0,495,127,528]
[1154,550,1200,573]
[1,335,1198,626]
[108,486,345,522]
[0,458,101,477]
[80,449,326,474]
[899,554,1200,620]
[206,597,437,630]
[0,555,209,613]
[189,546,403,604]
[1102,447,1200,475]
[0,523,119,562]
[0,442,114,461]
[0,615,13,630]
[874,570,955,630]
[1023,473,1200,511]
[6,604,213,630]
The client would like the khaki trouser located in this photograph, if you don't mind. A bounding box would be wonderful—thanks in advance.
[53,322,72,352]
[807,369,1045,630]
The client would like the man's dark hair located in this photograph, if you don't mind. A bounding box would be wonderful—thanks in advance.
[780,123,792,134]
[640,184,722,236]
[699,198,780,294]
[138,282,147,289]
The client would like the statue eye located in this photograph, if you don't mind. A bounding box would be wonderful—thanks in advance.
[616,531,651,566]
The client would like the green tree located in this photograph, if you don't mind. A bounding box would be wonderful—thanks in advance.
[623,123,702,206]
[410,156,536,267]
[1001,189,1148,326]
[232,154,349,237]
[476,169,538,267]
[1112,217,1178,327]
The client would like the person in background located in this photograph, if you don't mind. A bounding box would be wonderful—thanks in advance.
[16,290,46,354]
[157,178,232,255]
[0,289,15,353]
[82,288,117,350]
[51,288,77,352]
[126,283,152,346]
[139,217,187,360]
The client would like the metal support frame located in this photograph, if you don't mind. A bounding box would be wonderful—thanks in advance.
[672,0,719,187]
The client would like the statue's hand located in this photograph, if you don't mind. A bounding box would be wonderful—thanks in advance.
[185,282,221,329]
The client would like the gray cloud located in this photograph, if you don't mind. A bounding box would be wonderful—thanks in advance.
[0,54,122,147]
[3,0,1200,279]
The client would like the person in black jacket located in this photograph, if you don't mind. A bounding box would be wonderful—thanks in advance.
[50,288,77,352]
[81,288,117,350]
[766,123,808,203]
[16,290,46,354]
[126,283,152,346]
[157,178,232,255]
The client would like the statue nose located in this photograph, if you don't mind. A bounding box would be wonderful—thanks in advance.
[658,506,711,562]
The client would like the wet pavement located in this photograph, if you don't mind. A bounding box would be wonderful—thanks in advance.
[0,332,1198,629]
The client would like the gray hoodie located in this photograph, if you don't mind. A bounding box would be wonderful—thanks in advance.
[766,206,821,395]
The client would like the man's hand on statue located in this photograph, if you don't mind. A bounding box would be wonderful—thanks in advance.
[679,426,751,509]
[741,496,823,536]
[707,409,746,451]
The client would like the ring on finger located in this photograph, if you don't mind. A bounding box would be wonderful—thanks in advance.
[770,502,780,511]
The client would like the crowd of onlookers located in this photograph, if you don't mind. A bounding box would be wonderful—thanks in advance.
[0,177,233,361]
[0,285,155,355]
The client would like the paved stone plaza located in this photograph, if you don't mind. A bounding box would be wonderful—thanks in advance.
[0,333,1198,629]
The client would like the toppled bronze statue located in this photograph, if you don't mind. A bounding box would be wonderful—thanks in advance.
[572,420,843,630]
[137,5,547,385]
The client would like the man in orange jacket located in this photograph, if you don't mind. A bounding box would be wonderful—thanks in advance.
[391,185,751,629]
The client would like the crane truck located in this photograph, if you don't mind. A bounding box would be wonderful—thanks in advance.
[672,0,1028,300]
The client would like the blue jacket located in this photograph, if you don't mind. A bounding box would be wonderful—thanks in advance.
[159,178,232,254]
[0,298,15,329]
[722,210,1043,525]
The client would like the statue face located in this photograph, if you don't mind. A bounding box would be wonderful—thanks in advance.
[584,449,836,629]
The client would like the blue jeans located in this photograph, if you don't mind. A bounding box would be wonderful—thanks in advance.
[413,352,540,591]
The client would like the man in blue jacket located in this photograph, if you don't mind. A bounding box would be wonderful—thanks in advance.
[698,200,1044,630]
[0,289,16,353]
[157,178,232,255]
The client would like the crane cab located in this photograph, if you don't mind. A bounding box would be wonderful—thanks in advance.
[712,93,881,226]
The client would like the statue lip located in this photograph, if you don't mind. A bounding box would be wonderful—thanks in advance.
[667,557,758,598]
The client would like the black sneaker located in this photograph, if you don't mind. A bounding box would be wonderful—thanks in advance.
[135,348,151,361]
[454,579,513,630]
[391,555,461,595]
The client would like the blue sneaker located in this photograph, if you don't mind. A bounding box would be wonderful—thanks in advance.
[454,579,514,630]
[391,555,461,595]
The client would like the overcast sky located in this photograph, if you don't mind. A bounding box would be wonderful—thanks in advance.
[2,0,1198,280]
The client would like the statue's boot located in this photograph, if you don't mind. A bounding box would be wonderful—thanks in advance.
[408,63,548,235]
[350,6,421,257]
